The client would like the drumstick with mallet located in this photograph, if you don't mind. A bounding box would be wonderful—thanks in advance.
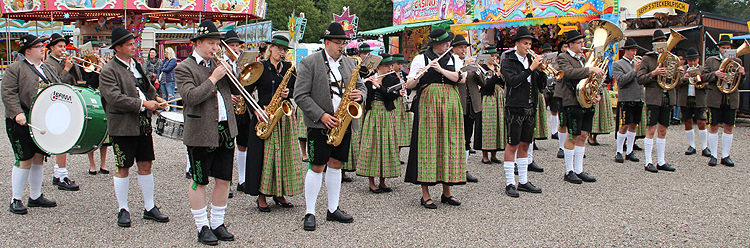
[27,123,46,135]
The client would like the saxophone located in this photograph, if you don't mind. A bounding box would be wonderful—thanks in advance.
[255,65,295,139]
[327,56,364,146]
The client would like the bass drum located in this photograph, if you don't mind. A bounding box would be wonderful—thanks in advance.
[29,84,108,154]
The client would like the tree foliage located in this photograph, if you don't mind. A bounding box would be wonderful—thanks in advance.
[681,0,750,20]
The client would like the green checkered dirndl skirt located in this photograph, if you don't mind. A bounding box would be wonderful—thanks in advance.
[392,96,413,147]
[259,115,305,197]
[414,84,466,184]
[293,106,307,140]
[592,90,616,134]
[534,93,548,139]
[481,86,506,151]
[355,102,401,178]
[342,130,360,172]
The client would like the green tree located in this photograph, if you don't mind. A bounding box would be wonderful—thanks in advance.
[264,0,326,43]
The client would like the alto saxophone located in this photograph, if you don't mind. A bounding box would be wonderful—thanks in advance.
[327,56,364,146]
[255,65,296,139]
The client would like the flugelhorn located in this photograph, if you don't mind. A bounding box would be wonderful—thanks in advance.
[656,28,687,90]
[717,40,750,94]
[528,49,564,81]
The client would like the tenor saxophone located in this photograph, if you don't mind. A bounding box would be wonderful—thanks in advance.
[255,65,295,139]
[327,56,364,146]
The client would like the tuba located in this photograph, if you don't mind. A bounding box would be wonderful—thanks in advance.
[656,28,687,90]
[327,56,364,147]
[528,49,565,81]
[717,40,750,94]
[576,19,623,108]
[255,65,295,139]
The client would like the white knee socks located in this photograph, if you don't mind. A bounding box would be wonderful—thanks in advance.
[113,176,129,211]
[210,204,226,229]
[574,146,585,174]
[644,138,654,166]
[709,132,719,159]
[325,167,342,213]
[685,129,695,148]
[237,150,247,185]
[527,142,534,162]
[517,157,529,184]
[504,161,515,186]
[551,117,559,134]
[11,167,29,201]
[699,129,708,150]
[137,174,155,211]
[626,131,636,155]
[656,138,666,166]
[304,169,323,215]
[616,132,626,154]
[191,207,209,230]
[28,164,44,199]
[564,148,574,173]
[722,133,733,159]
[558,132,567,150]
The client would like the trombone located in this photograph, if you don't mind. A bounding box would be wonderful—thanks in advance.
[62,54,102,73]
[213,40,269,123]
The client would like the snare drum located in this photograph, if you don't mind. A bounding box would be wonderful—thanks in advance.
[29,84,108,154]
[154,112,184,140]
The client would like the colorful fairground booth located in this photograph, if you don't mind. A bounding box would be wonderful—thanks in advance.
[450,0,620,54]
[357,0,467,61]
[0,0,266,62]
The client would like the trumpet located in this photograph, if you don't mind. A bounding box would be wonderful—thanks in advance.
[527,49,565,81]
[212,40,269,123]
[685,65,705,89]
[633,55,643,63]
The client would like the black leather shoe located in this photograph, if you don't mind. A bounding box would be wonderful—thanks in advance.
[533,143,539,150]
[99,168,110,174]
[57,177,79,191]
[378,186,393,193]
[551,132,559,140]
[644,163,658,173]
[369,187,383,194]
[518,182,542,193]
[198,226,219,245]
[341,175,353,182]
[420,198,437,209]
[9,199,27,214]
[273,197,294,208]
[626,152,640,162]
[708,157,718,166]
[143,206,169,222]
[577,172,596,182]
[303,214,316,231]
[721,156,735,167]
[440,194,461,206]
[117,209,131,227]
[564,171,582,184]
[466,172,478,183]
[702,148,712,157]
[228,190,234,199]
[28,194,57,207]
[326,207,353,223]
[614,153,624,163]
[633,144,643,151]
[88,170,97,175]
[528,161,544,172]
[490,158,502,163]
[236,183,244,192]
[557,148,564,159]
[52,176,59,186]
[587,139,600,146]
[212,224,234,241]
[256,199,270,212]
[505,184,520,197]
[657,163,676,171]
[685,146,697,155]
[469,149,477,154]
[481,159,492,164]
[185,171,192,179]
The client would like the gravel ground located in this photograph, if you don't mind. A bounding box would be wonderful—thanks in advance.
[0,110,748,247]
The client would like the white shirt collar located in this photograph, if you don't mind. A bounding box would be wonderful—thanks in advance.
[567,49,580,59]
[26,58,42,67]
[193,51,208,66]
[325,50,342,64]
[115,55,135,68]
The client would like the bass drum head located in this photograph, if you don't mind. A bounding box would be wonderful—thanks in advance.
[29,84,85,154]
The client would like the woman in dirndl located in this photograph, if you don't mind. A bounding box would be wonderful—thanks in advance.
[588,83,616,145]
[476,46,505,164]
[391,53,413,151]
[404,29,466,209]
[355,53,402,193]
[242,35,304,212]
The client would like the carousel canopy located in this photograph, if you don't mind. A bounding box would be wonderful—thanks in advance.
[359,19,452,36]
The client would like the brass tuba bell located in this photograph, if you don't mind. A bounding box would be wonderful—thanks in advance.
[575,19,623,108]
[655,28,687,90]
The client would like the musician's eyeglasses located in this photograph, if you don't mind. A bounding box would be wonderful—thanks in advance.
[329,40,347,46]
[31,44,45,49]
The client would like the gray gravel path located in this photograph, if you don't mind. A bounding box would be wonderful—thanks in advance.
[0,111,748,247]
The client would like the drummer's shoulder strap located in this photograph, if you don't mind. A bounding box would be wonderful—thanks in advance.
[23,60,51,85]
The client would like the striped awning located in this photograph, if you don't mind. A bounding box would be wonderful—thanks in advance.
[451,14,600,31]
